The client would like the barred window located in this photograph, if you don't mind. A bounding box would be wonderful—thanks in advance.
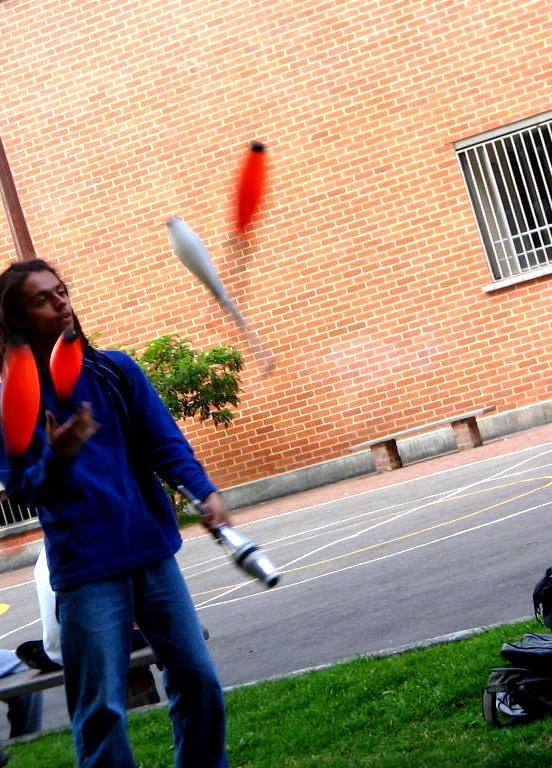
[456,111,552,292]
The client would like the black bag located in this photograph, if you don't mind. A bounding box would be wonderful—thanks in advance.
[533,567,552,628]
[482,633,552,726]
[500,633,552,670]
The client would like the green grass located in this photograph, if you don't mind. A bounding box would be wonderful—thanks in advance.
[7,619,552,767]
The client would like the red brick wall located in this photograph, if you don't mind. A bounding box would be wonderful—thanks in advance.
[1,0,552,488]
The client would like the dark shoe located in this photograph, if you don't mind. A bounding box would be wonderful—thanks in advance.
[15,641,62,674]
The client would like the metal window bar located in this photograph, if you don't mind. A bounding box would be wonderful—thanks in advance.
[536,123,552,203]
[0,493,38,528]
[497,137,538,270]
[510,132,548,264]
[466,144,517,278]
[457,118,552,281]
[528,125,552,250]
[485,141,524,275]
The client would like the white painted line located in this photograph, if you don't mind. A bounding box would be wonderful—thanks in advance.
[197,498,551,610]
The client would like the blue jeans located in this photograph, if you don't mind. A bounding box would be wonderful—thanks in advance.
[57,556,230,768]
[0,650,43,737]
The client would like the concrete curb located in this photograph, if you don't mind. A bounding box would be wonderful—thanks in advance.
[222,615,535,691]
[0,538,43,574]
[221,399,552,510]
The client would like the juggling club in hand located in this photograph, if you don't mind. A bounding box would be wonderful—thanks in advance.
[49,329,84,400]
[0,338,41,457]
[177,484,280,588]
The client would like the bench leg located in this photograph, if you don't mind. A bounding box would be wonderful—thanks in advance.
[451,416,482,450]
[371,440,402,472]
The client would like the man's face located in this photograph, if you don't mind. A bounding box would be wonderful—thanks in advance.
[16,270,74,348]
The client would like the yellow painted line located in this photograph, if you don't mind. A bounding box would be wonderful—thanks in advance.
[190,475,552,597]
[281,476,552,574]
[0,604,10,617]
[188,477,552,583]
[192,579,251,598]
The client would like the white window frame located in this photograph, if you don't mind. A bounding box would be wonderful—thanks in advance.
[455,111,552,293]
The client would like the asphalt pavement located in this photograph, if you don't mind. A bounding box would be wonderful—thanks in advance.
[2,422,552,740]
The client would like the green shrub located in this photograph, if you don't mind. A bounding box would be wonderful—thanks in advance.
[132,334,243,428]
[129,334,244,523]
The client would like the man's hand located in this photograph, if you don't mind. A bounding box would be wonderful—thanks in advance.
[200,491,231,532]
[45,402,100,463]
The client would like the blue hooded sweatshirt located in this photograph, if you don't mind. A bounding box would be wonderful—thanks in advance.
[0,350,217,590]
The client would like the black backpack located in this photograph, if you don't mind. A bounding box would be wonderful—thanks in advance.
[533,567,552,628]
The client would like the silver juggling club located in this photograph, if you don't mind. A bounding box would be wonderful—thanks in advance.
[177,485,280,588]
[165,217,275,376]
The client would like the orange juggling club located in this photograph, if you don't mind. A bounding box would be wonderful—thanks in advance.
[1,340,40,457]
[49,329,84,400]
[236,140,266,234]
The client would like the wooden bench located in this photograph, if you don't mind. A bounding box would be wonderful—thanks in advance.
[0,646,157,703]
[349,406,496,473]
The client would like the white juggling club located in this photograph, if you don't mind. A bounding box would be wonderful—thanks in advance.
[177,485,280,588]
[165,217,275,376]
